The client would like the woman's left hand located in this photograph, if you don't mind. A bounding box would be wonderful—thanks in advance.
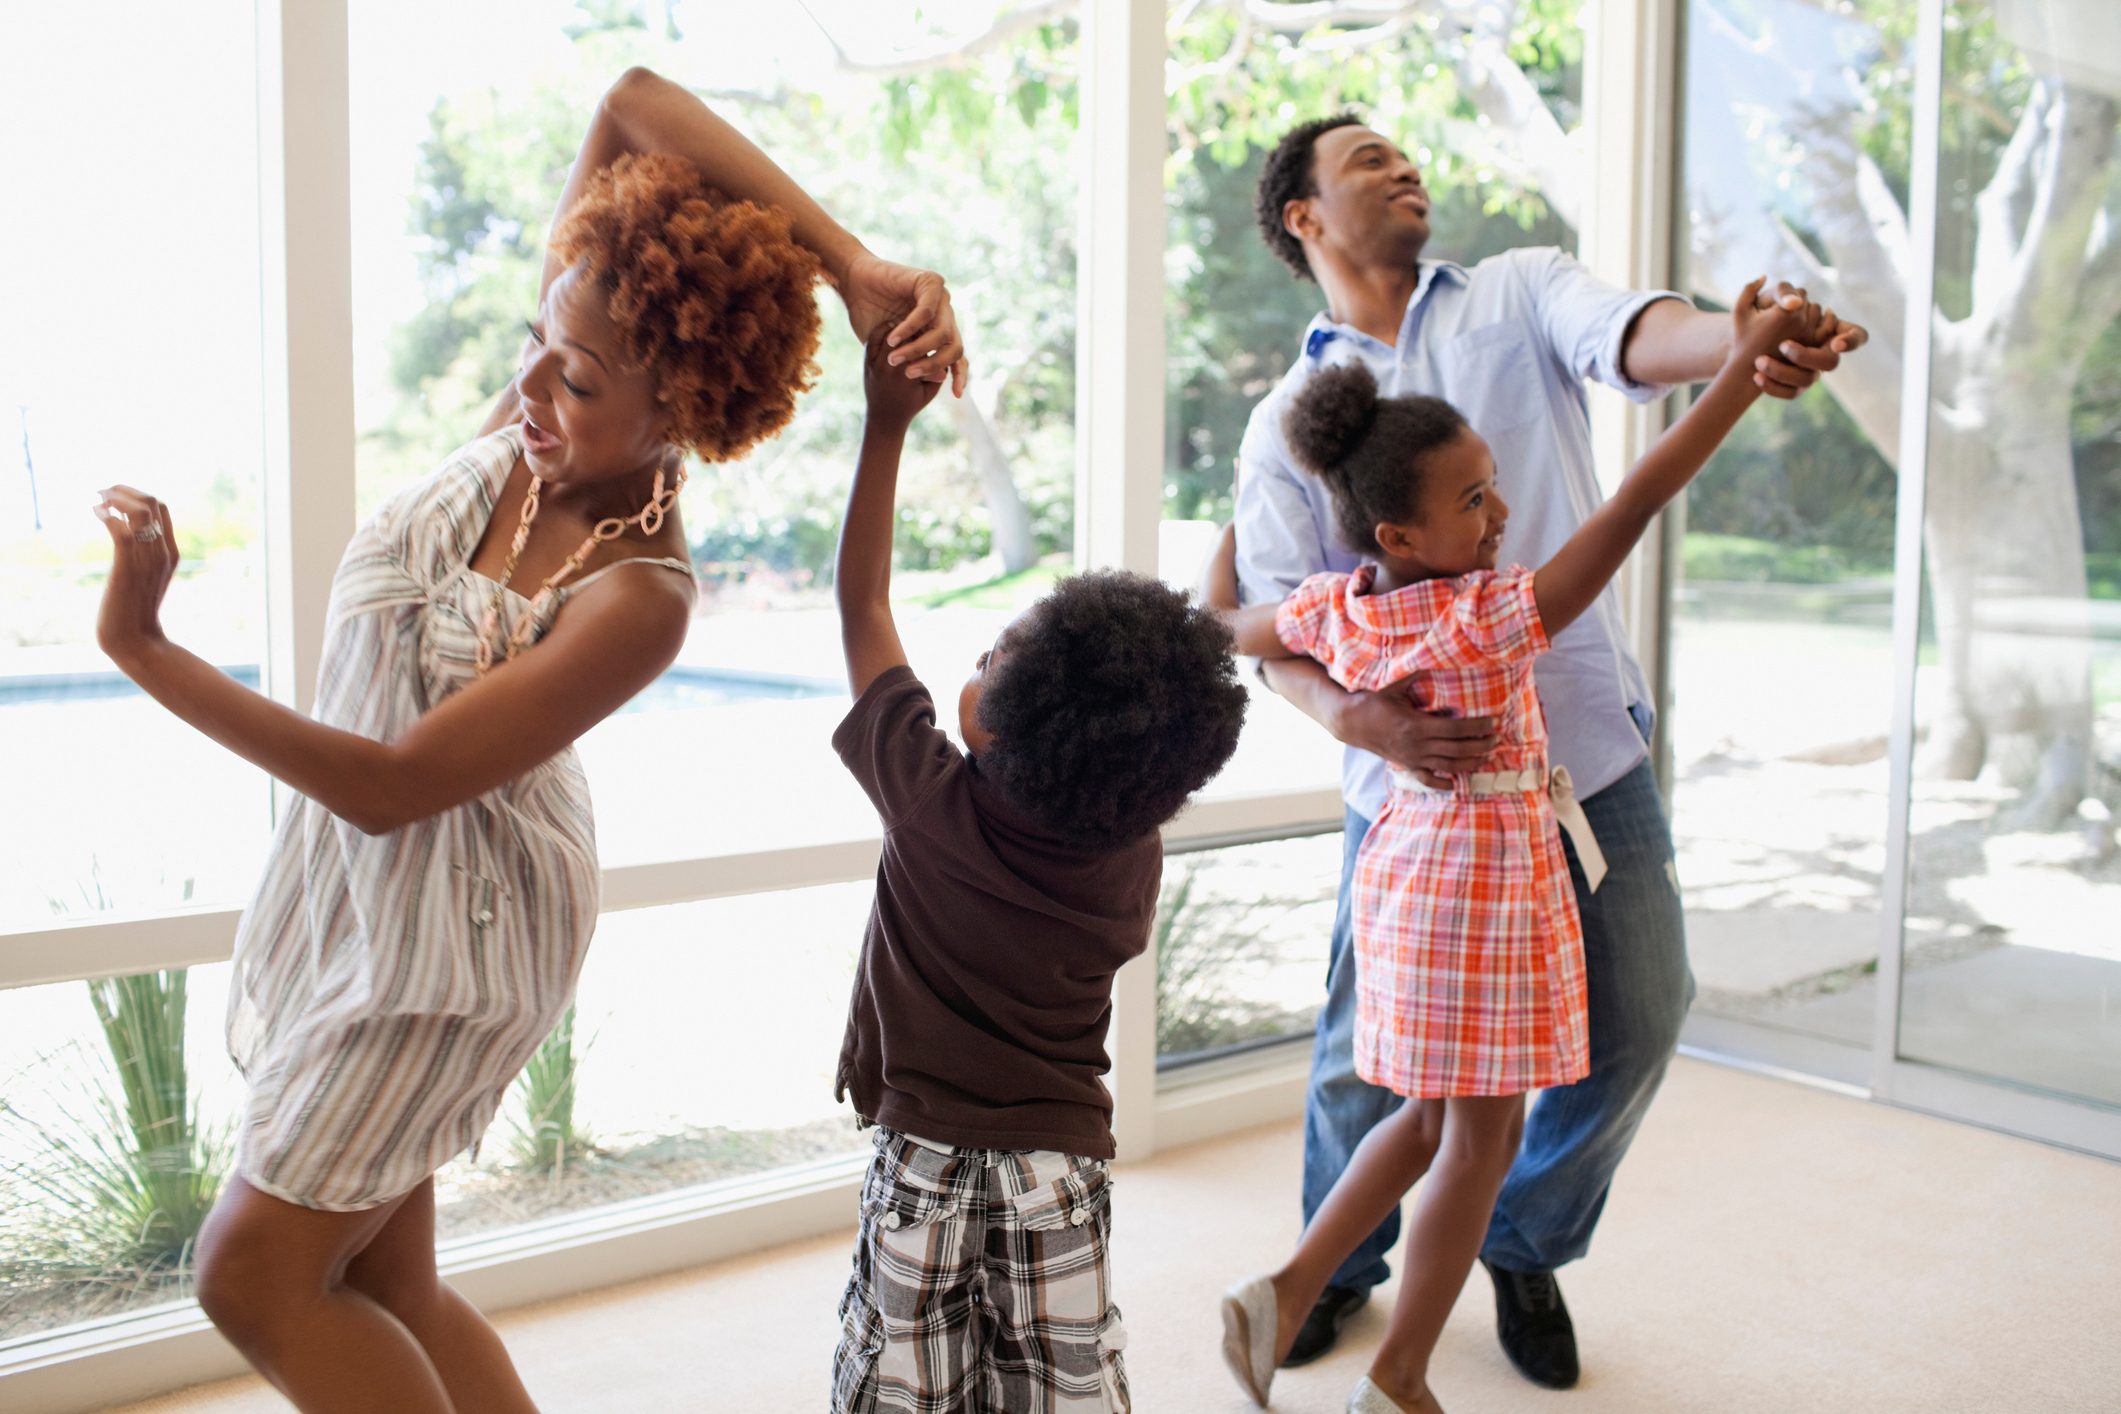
[94,485,180,665]
[839,252,969,396]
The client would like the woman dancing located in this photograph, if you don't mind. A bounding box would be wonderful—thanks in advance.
[92,67,964,1413]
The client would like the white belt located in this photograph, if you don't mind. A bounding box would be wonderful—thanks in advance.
[1387,762,1608,893]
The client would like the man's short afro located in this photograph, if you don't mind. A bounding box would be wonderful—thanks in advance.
[1254,112,1364,281]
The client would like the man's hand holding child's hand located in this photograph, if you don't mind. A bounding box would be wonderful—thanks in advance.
[864,329,942,430]
[1731,277,1831,381]
[1744,278,1866,398]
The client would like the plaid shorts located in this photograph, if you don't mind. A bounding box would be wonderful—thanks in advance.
[831,1128,1130,1413]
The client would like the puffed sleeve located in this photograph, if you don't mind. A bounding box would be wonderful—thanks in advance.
[1273,571,1355,675]
[1424,567,1550,670]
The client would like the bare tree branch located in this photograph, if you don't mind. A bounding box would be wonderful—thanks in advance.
[1235,0,1420,30]
[1453,28,1580,227]
[1970,80,2050,332]
[793,0,1076,79]
[1994,83,2121,360]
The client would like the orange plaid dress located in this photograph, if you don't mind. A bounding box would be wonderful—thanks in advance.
[1276,566,1590,1099]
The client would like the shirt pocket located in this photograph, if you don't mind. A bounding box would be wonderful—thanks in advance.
[1445,321,1543,431]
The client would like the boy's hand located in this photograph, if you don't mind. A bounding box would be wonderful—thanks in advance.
[841,252,968,395]
[863,331,941,430]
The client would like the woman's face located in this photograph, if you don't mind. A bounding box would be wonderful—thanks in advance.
[514,262,671,487]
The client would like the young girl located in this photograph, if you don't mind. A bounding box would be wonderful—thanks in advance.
[92,67,964,1413]
[1209,279,1823,1414]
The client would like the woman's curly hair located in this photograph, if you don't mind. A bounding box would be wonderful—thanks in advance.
[1285,363,1468,552]
[553,152,822,461]
[976,570,1248,850]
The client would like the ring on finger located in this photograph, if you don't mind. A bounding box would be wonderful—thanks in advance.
[133,520,164,543]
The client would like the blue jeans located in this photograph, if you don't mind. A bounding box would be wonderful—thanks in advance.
[1299,739,1694,1289]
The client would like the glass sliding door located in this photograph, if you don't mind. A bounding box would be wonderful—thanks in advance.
[1672,0,2121,1154]
[1892,0,2121,1115]
[1669,0,1907,1067]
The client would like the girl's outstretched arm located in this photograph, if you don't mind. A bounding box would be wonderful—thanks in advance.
[554,68,966,392]
[1198,522,1297,659]
[93,487,690,836]
[1533,279,1818,640]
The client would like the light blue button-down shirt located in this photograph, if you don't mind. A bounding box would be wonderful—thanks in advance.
[1233,247,1682,819]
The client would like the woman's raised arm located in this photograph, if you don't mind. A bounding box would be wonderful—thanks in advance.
[547,67,966,391]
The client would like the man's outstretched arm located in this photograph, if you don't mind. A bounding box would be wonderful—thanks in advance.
[1622,281,1867,398]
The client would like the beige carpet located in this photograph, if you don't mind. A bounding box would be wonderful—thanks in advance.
[111,1058,2120,1413]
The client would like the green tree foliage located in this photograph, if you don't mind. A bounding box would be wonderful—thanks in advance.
[358,8,1080,580]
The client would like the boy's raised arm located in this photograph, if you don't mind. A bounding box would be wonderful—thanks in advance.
[836,335,941,696]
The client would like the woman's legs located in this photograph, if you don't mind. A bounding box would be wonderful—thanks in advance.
[342,1179,540,1414]
[1366,1094,1527,1410]
[194,1177,453,1413]
[195,1175,541,1414]
[1268,1098,1445,1360]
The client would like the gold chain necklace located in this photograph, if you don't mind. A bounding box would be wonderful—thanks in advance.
[473,453,687,676]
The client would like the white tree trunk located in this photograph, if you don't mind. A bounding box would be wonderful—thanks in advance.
[1677,58,2118,823]
[1917,338,2097,824]
[943,390,1038,574]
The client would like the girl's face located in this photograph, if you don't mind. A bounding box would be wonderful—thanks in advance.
[515,262,673,490]
[1376,428,1510,578]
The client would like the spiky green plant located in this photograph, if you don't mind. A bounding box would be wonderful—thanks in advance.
[0,969,230,1291]
[507,1004,595,1176]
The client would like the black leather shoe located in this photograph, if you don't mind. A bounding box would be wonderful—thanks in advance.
[1281,1284,1369,1368]
[1481,1259,1580,1389]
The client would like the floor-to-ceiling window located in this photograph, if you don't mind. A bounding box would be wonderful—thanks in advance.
[1895,0,2121,1116]
[1671,0,2121,1148]
[1154,0,1585,1070]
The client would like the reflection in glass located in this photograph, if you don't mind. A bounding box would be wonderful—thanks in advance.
[1898,0,2121,1106]
[1671,0,1905,1043]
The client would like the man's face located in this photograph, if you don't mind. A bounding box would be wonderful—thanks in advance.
[1292,126,1431,268]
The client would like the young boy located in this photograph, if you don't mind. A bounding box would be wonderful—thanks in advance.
[828,333,1251,1413]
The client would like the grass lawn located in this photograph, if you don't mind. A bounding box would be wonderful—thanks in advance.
[905,559,1066,611]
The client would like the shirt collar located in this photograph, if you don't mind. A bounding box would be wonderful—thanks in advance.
[1302,259,1470,364]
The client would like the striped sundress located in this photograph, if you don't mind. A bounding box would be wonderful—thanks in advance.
[226,424,691,1211]
[1274,565,1590,1099]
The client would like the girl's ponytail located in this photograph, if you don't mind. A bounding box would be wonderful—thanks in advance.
[1282,362,1468,555]
[1286,363,1380,481]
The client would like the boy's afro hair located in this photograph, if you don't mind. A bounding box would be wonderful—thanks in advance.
[553,151,822,463]
[977,570,1248,850]
[1254,111,1365,281]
